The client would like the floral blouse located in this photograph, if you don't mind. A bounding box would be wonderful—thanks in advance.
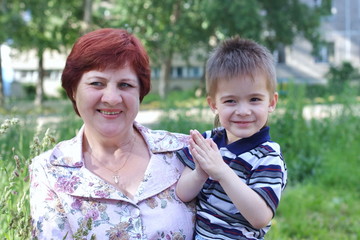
[30,122,195,240]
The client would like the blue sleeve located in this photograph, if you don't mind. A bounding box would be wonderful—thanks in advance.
[176,130,211,170]
[176,147,195,170]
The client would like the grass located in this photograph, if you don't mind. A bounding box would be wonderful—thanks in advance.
[0,84,359,239]
[268,184,360,240]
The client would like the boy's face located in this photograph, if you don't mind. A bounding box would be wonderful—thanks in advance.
[207,73,278,144]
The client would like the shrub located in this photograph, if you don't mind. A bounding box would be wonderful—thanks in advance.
[326,61,360,94]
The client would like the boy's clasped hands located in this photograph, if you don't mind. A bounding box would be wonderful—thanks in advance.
[189,129,230,182]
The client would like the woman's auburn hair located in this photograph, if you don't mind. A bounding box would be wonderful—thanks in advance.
[61,28,151,115]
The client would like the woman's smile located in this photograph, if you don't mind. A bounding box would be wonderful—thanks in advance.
[75,66,140,138]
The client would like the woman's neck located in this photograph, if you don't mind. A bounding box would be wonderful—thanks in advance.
[83,125,136,153]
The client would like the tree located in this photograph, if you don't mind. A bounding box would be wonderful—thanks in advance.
[326,61,359,93]
[200,0,263,45]
[106,0,206,98]
[258,0,332,57]
[201,0,332,55]
[99,0,331,98]
[0,0,23,107]
[8,0,84,106]
[0,46,3,107]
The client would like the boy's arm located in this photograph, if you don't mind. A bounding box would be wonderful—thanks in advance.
[176,166,208,202]
[190,130,273,229]
[217,166,273,229]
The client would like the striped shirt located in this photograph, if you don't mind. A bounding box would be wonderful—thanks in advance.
[177,126,287,240]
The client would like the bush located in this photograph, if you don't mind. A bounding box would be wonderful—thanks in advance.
[326,61,360,94]
[21,83,36,100]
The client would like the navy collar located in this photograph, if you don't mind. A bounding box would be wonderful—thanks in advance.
[212,126,271,155]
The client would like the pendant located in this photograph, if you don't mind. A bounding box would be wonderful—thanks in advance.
[114,175,120,184]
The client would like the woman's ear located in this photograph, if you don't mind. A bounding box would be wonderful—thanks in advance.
[207,96,218,114]
[268,92,278,113]
[72,88,77,101]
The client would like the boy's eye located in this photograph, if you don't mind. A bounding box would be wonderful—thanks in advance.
[250,97,261,102]
[224,99,236,104]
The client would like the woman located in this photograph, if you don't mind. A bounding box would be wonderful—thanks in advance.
[29,28,195,239]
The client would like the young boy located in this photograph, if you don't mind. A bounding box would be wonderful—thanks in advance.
[176,37,287,240]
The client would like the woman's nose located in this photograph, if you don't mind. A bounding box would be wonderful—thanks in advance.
[102,86,122,105]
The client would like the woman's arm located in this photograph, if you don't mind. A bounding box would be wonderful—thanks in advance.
[29,161,72,239]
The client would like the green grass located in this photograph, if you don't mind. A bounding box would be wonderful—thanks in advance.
[267,184,360,240]
[0,84,359,239]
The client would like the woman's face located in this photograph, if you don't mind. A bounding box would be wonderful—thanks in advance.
[74,65,140,138]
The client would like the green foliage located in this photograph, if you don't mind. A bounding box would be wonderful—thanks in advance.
[202,0,262,41]
[142,93,162,103]
[270,83,360,185]
[22,83,36,100]
[267,184,360,240]
[0,118,56,239]
[259,0,331,50]
[270,83,323,183]
[57,87,68,100]
[326,61,360,94]
[151,88,211,133]
[1,0,332,101]
[8,0,84,51]
[153,107,213,134]
[99,0,331,97]
[304,84,329,99]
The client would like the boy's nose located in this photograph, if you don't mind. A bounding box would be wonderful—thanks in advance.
[235,104,251,116]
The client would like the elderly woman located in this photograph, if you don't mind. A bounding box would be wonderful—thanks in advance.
[29,28,195,239]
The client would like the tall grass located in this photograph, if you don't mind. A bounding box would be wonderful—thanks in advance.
[0,84,359,239]
[0,101,79,239]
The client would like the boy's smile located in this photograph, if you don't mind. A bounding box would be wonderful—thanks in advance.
[207,73,278,144]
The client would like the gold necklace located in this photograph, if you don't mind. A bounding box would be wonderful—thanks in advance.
[86,135,136,184]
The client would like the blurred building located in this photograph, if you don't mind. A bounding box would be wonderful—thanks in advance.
[279,0,360,85]
[4,0,360,97]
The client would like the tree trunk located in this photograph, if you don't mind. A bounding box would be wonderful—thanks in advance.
[277,43,286,63]
[82,0,93,33]
[158,0,180,99]
[159,54,172,99]
[0,47,4,107]
[34,48,45,106]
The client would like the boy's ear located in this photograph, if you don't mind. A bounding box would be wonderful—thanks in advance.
[268,92,278,113]
[207,96,218,114]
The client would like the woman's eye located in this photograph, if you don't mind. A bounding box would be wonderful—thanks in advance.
[90,82,103,86]
[119,82,132,88]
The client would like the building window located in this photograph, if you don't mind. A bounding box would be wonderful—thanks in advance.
[189,67,200,78]
[151,67,160,79]
[171,67,183,78]
[314,42,334,63]
[176,67,183,78]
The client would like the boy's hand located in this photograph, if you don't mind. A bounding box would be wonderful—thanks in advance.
[193,158,208,180]
[189,129,230,181]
